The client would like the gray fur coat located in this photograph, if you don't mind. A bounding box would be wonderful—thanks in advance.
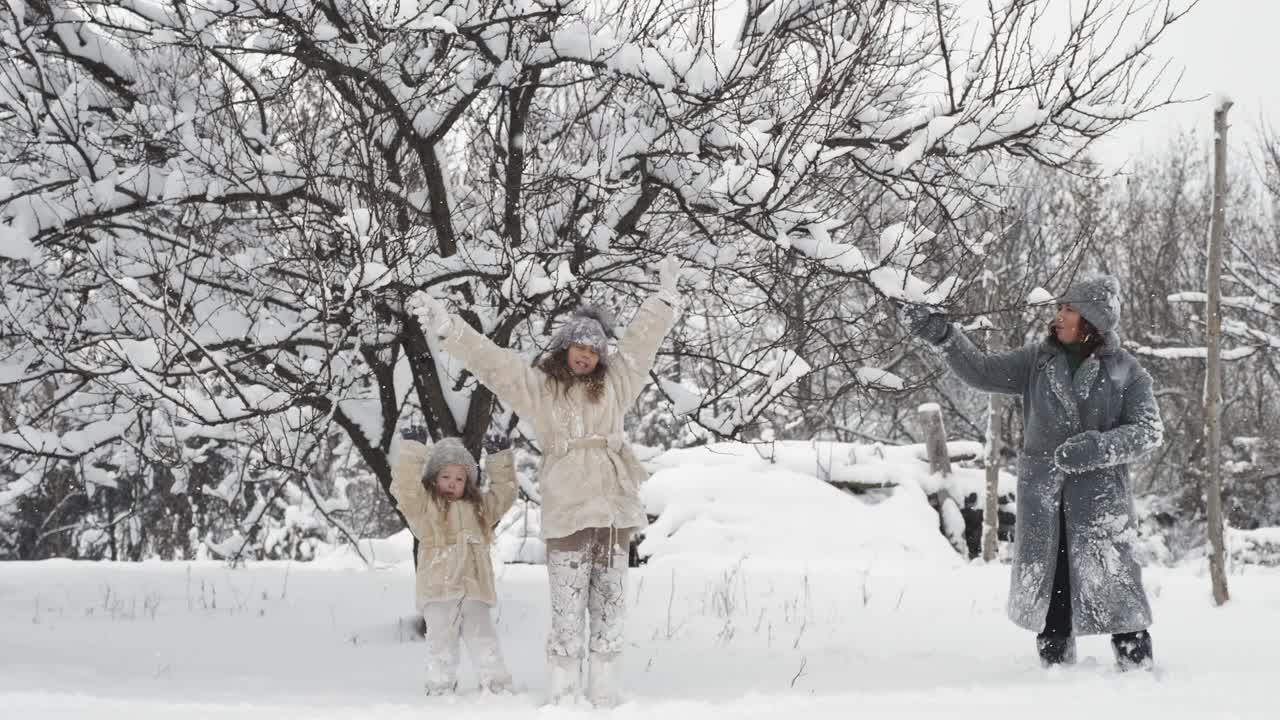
[934,327,1164,635]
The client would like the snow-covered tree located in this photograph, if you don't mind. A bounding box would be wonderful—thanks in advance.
[1,0,1193,552]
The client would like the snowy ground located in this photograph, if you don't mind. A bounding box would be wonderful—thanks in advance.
[3,560,1276,719]
[3,443,1277,718]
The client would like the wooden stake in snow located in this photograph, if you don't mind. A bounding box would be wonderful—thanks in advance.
[919,403,952,477]
[1206,97,1232,606]
[920,403,966,555]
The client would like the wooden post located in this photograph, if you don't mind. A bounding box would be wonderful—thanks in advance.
[982,395,1003,562]
[1206,98,1232,606]
[918,403,952,477]
[920,403,966,554]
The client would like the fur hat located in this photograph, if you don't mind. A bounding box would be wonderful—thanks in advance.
[1058,275,1121,334]
[548,304,615,364]
[423,437,478,489]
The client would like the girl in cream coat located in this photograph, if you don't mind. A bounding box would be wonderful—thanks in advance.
[411,256,679,706]
[390,431,517,695]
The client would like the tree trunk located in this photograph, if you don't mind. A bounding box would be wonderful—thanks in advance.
[919,403,952,477]
[1206,99,1232,606]
[981,273,1004,563]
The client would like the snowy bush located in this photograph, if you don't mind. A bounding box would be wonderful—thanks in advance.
[637,440,1015,565]
[1228,528,1280,568]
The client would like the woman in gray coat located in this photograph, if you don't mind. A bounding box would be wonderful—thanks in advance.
[905,276,1162,670]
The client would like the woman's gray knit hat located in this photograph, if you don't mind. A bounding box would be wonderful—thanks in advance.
[424,437,478,488]
[548,304,615,364]
[1058,275,1122,334]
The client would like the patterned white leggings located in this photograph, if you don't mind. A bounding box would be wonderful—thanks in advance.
[422,598,511,691]
[545,526,632,659]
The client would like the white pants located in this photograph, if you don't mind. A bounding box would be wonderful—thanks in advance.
[545,527,631,659]
[422,598,511,691]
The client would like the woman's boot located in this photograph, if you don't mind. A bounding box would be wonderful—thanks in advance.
[1036,633,1078,667]
[1111,630,1153,671]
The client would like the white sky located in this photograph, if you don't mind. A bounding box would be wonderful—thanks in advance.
[1042,0,1276,168]
[712,1,1269,168]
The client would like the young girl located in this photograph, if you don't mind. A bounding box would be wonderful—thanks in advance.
[411,256,680,706]
[390,431,518,695]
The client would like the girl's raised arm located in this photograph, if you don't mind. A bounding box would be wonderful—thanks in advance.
[480,447,519,525]
[411,294,543,421]
[613,256,680,406]
[389,437,434,540]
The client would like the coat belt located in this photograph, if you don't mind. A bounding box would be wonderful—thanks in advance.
[550,433,625,456]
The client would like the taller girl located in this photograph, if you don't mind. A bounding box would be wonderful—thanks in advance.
[411,256,680,707]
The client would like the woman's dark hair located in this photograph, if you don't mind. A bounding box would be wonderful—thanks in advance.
[537,347,606,403]
[1046,316,1106,357]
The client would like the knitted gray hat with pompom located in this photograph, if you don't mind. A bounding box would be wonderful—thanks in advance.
[1058,275,1122,334]
[424,437,478,488]
[548,304,614,364]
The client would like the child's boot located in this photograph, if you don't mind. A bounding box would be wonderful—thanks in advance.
[423,635,460,695]
[480,677,515,694]
[424,674,458,696]
[547,654,581,704]
[587,651,623,707]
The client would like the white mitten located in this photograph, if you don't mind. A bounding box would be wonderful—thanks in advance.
[408,291,452,336]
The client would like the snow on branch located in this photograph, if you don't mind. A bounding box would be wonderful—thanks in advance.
[1168,292,1276,316]
[0,0,1202,555]
[663,349,813,439]
[1132,345,1259,361]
